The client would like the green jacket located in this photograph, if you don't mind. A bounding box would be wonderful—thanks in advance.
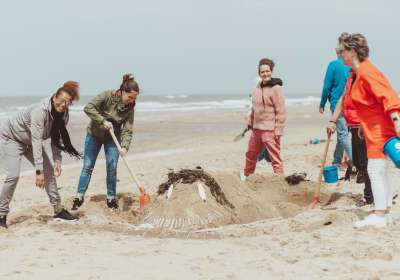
[84,90,134,150]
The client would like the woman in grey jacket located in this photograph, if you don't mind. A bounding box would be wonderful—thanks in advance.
[0,81,81,228]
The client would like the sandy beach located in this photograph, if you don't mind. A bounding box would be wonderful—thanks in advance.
[1,106,400,280]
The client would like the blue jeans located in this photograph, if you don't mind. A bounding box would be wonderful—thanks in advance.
[333,114,352,165]
[76,133,119,199]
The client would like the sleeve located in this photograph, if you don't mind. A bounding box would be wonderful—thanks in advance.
[320,62,335,109]
[247,94,254,127]
[272,86,286,136]
[51,143,62,165]
[363,72,400,115]
[120,111,134,150]
[84,91,108,124]
[30,108,46,171]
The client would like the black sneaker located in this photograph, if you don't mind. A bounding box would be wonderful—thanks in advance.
[54,209,78,221]
[107,199,119,210]
[0,215,7,228]
[356,172,365,184]
[355,199,373,207]
[71,198,84,210]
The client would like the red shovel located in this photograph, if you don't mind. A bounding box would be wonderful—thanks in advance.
[110,130,150,208]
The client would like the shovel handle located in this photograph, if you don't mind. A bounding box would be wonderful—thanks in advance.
[109,129,142,188]
[313,133,332,200]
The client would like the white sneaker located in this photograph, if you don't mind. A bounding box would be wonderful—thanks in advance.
[240,172,248,182]
[258,160,268,168]
[354,214,387,228]
[386,213,394,225]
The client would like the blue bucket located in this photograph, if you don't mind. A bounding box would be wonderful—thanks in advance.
[384,136,400,168]
[323,165,338,185]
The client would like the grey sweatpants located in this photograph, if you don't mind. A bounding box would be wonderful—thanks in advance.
[0,137,62,216]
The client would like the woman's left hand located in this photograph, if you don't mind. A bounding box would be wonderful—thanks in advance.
[54,163,62,177]
[390,112,400,137]
[120,148,128,157]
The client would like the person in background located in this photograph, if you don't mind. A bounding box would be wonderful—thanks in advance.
[241,58,285,181]
[328,33,400,228]
[0,81,81,228]
[320,33,352,167]
[72,74,139,210]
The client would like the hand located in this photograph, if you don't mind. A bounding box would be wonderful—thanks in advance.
[54,163,62,177]
[391,112,400,137]
[319,107,324,114]
[103,121,113,131]
[35,173,45,189]
[120,148,128,157]
[247,125,253,130]
[326,121,336,135]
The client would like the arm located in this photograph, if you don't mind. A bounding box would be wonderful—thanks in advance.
[363,72,400,116]
[247,93,254,128]
[272,86,286,136]
[326,96,344,135]
[120,111,134,151]
[320,63,335,111]
[30,107,46,172]
[83,91,109,125]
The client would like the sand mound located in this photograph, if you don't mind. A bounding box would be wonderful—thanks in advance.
[140,169,332,230]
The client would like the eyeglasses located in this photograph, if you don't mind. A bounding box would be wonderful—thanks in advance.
[57,96,73,106]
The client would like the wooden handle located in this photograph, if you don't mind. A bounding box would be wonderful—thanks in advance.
[109,129,142,188]
[313,133,332,199]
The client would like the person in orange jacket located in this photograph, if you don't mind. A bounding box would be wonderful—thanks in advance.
[327,33,400,228]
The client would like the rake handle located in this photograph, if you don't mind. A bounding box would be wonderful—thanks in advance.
[109,129,142,189]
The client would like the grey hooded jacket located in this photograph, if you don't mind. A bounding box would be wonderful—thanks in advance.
[0,96,67,171]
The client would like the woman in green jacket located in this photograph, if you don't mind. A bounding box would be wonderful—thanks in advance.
[72,74,139,210]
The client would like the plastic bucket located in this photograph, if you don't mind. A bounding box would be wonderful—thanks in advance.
[310,138,321,144]
[323,165,338,186]
[383,136,400,168]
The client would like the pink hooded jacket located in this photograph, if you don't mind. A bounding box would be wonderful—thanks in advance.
[248,81,286,136]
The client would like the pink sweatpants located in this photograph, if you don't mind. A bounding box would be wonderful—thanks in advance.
[244,129,284,175]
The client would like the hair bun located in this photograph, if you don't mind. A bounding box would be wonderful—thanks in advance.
[123,73,135,82]
[63,81,79,89]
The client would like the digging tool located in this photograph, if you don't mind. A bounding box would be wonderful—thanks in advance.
[109,129,150,208]
[309,132,332,209]
[233,127,250,142]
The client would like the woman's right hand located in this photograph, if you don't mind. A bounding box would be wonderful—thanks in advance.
[326,121,336,135]
[103,121,113,131]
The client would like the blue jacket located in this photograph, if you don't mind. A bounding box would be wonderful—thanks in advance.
[320,57,350,112]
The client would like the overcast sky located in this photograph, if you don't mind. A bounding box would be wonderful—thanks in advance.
[0,0,399,96]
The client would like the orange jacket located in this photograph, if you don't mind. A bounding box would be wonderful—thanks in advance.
[343,70,360,126]
[349,59,400,158]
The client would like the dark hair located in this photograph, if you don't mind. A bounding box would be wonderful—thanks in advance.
[56,81,80,101]
[258,58,275,73]
[341,33,369,62]
[119,73,140,93]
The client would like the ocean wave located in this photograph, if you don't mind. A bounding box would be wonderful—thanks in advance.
[164,95,189,99]
[0,96,320,118]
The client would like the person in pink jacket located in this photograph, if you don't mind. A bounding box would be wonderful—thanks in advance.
[241,58,286,181]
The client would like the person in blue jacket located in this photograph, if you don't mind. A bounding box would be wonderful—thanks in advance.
[319,32,352,166]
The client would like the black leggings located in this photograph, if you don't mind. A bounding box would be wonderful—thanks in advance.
[350,126,373,203]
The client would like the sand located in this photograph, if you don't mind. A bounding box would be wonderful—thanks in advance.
[1,106,400,280]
